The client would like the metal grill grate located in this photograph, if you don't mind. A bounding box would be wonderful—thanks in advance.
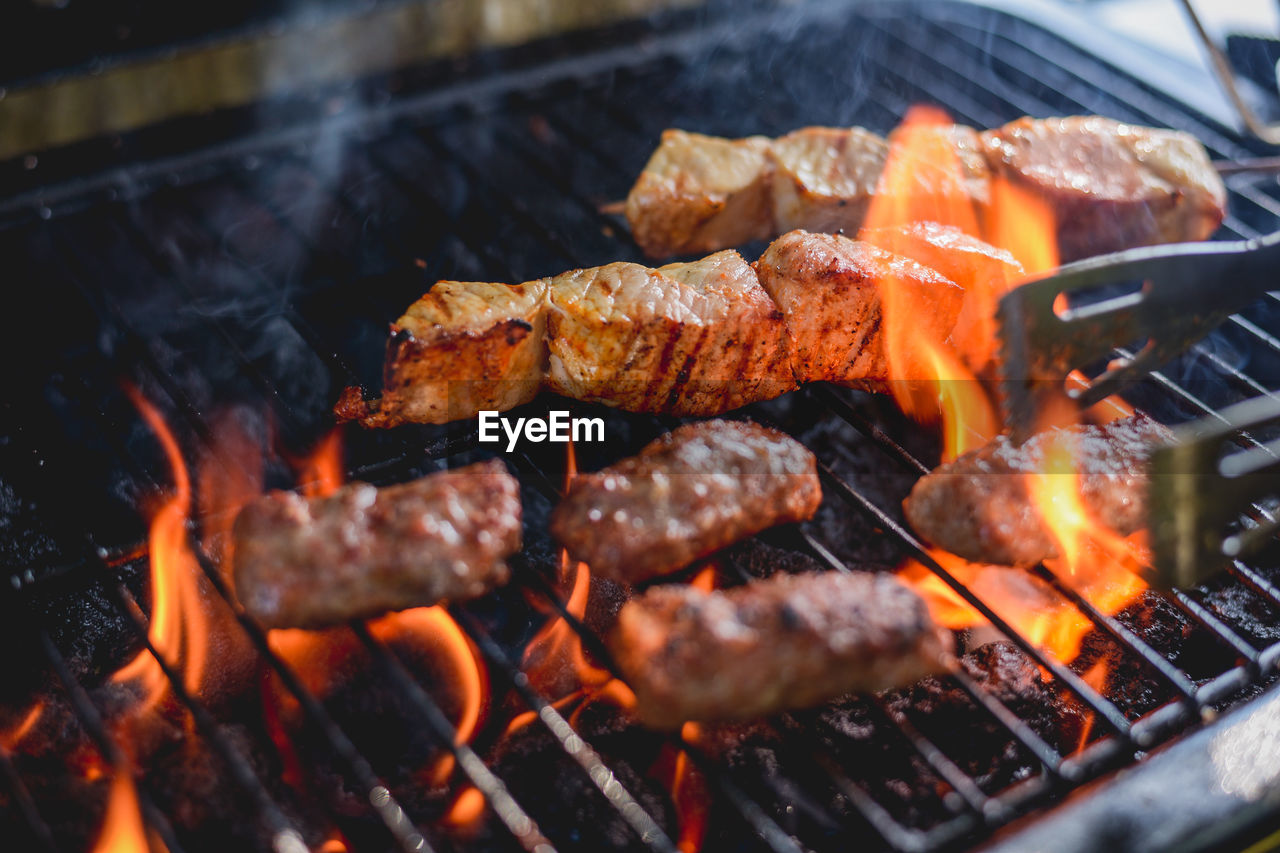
[2,2,1280,852]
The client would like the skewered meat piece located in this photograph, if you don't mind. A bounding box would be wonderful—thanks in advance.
[550,420,821,584]
[232,460,520,629]
[545,250,796,415]
[903,414,1173,567]
[754,229,964,389]
[337,231,966,426]
[335,279,548,429]
[770,126,887,235]
[625,116,1225,260]
[624,129,775,258]
[982,116,1227,265]
[609,570,954,727]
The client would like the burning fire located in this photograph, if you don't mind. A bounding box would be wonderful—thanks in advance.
[92,766,161,853]
[264,429,489,792]
[878,106,1148,674]
[111,387,214,712]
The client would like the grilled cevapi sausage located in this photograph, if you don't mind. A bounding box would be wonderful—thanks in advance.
[610,570,954,728]
[624,116,1226,260]
[232,459,520,629]
[550,420,822,584]
[903,414,1173,567]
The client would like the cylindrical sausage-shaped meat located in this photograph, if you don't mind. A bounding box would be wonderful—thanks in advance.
[232,459,520,629]
[550,419,821,585]
[609,570,954,728]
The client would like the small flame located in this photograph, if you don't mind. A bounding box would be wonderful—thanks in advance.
[92,767,160,853]
[296,429,344,498]
[522,441,613,697]
[669,722,708,853]
[1075,660,1109,753]
[2,702,43,751]
[443,786,487,829]
[112,387,212,712]
[985,177,1059,275]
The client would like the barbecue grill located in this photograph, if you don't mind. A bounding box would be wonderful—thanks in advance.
[3,1,1280,852]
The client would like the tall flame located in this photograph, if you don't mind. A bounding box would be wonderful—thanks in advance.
[112,387,211,712]
[860,106,1001,461]
[882,105,1149,671]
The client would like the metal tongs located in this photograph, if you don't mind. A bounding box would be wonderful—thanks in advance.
[996,229,1280,438]
[996,231,1280,589]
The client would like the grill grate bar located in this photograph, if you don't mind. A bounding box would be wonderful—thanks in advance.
[448,608,687,853]
[1029,564,1201,704]
[794,526,1068,776]
[37,359,438,853]
[0,740,59,853]
[346,622,558,853]
[103,579,310,850]
[37,630,188,853]
[814,461,1135,740]
[186,548,437,853]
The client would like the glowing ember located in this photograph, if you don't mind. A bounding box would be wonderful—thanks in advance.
[443,786,487,829]
[111,387,212,712]
[92,767,159,853]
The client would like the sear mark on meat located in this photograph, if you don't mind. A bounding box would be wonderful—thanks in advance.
[550,419,821,585]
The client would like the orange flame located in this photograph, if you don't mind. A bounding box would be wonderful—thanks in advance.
[2,702,44,751]
[92,767,161,853]
[112,387,211,712]
[369,606,488,786]
[669,722,708,853]
[296,429,343,498]
[443,786,487,829]
[266,432,489,791]
[1075,660,1109,753]
[861,106,1001,461]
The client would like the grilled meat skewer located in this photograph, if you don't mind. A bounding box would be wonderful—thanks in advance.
[232,459,521,629]
[551,420,822,584]
[338,229,966,428]
[626,116,1226,260]
[903,414,1173,567]
[610,570,953,728]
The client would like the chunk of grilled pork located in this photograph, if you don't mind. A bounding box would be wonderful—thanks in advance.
[625,116,1226,260]
[338,231,965,427]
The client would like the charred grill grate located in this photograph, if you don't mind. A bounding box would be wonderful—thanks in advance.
[2,1,1280,851]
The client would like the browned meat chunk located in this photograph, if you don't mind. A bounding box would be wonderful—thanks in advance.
[232,460,520,629]
[623,117,1226,261]
[335,279,548,428]
[545,250,796,415]
[609,571,954,727]
[754,230,965,388]
[550,420,821,584]
[770,126,887,235]
[980,116,1226,262]
[903,414,1173,567]
[625,129,775,258]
